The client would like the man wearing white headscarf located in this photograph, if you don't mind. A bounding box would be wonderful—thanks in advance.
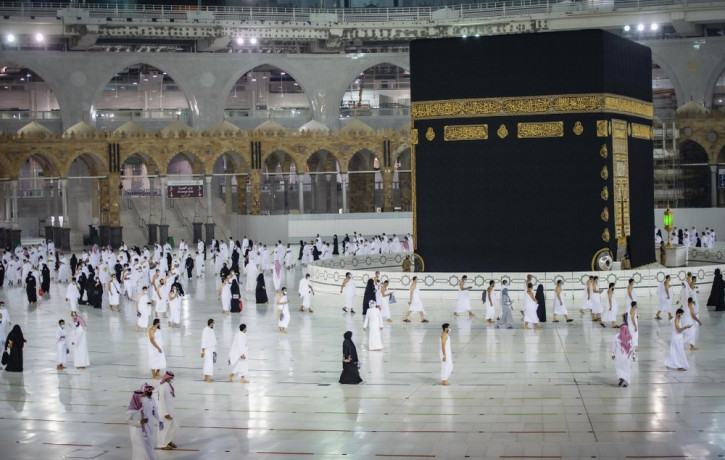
[156,371,178,450]
[56,319,68,370]
[72,315,90,369]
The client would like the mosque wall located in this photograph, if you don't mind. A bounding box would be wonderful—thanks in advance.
[231,211,412,243]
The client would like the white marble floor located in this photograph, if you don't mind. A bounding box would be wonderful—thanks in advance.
[1,266,724,460]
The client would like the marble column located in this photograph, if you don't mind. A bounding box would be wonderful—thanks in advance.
[382,168,394,212]
[341,173,348,213]
[159,176,169,245]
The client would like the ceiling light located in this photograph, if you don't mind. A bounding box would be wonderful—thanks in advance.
[624,25,631,32]
[236,37,244,45]
[651,23,658,31]
[637,24,644,31]
[6,34,15,43]
[250,37,258,45]
[35,33,44,42]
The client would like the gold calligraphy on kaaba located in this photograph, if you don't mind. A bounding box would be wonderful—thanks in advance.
[630,123,652,140]
[425,127,435,141]
[612,119,631,239]
[517,121,564,139]
[600,166,609,180]
[596,120,609,137]
[411,93,653,120]
[443,124,488,141]
[599,144,608,159]
[411,128,419,145]
[601,207,610,222]
[601,186,609,201]
[602,228,610,243]
[497,124,509,139]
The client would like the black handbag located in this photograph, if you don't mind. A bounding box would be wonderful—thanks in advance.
[1,350,9,365]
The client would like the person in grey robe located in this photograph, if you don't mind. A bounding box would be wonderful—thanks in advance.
[495,283,516,329]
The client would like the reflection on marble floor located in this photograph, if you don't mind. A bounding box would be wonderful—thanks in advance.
[0,266,724,459]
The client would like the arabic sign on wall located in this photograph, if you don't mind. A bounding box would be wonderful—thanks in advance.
[167,180,204,198]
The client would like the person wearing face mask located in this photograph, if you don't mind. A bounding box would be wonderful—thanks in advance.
[201,318,217,383]
[340,272,356,314]
[56,319,68,370]
[72,316,90,369]
[440,323,453,386]
[276,287,290,334]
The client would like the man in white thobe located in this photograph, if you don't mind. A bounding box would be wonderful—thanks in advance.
[156,371,178,450]
[201,319,217,382]
[66,278,81,317]
[298,273,314,313]
[56,319,68,370]
[228,323,249,383]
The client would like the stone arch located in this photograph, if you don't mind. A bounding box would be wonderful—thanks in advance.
[704,54,725,110]
[394,147,411,169]
[122,151,161,176]
[62,151,107,177]
[679,140,711,207]
[221,64,313,117]
[166,151,204,176]
[335,58,410,117]
[348,149,381,213]
[651,51,685,109]
[393,148,412,211]
[14,152,61,179]
[91,62,194,123]
[651,62,679,119]
[209,150,247,175]
[306,149,340,173]
[0,60,63,118]
[340,62,410,116]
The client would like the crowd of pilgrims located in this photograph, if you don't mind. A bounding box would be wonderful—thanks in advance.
[655,225,717,248]
[0,233,722,458]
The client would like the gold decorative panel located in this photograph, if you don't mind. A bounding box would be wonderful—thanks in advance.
[596,120,609,137]
[517,121,564,138]
[600,166,609,180]
[602,228,610,242]
[444,124,488,141]
[573,121,584,136]
[425,127,435,141]
[630,123,652,140]
[611,119,631,239]
[411,128,419,145]
[601,207,609,222]
[411,93,653,120]
[497,124,509,139]
[601,186,609,201]
[599,144,608,159]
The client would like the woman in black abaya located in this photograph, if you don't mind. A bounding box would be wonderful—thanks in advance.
[41,263,51,299]
[707,268,724,311]
[255,273,268,304]
[339,331,362,384]
[25,272,38,308]
[4,325,26,372]
[362,279,376,316]
[230,278,242,313]
[535,284,547,323]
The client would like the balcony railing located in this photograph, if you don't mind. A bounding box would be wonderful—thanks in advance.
[0,1,716,26]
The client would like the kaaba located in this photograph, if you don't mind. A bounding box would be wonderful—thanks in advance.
[410,30,655,272]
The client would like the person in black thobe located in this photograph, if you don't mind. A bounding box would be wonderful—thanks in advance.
[185,254,194,279]
[230,279,242,313]
[707,268,725,311]
[332,235,339,256]
[255,273,268,304]
[219,263,230,281]
[535,284,547,323]
[298,240,304,261]
[90,277,103,309]
[77,272,88,304]
[25,273,38,307]
[0,260,5,287]
[362,279,376,316]
[339,331,362,384]
[3,325,26,372]
[70,254,78,276]
[114,262,123,281]
[231,249,240,274]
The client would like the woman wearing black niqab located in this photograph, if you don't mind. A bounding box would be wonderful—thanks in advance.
[230,278,242,313]
[255,273,268,304]
[41,263,51,298]
[362,279,376,316]
[4,325,26,372]
[25,272,38,307]
[535,284,547,322]
[707,268,724,311]
[339,331,362,384]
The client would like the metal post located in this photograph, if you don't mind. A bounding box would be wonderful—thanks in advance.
[711,164,718,208]
[61,178,70,228]
[341,173,348,213]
